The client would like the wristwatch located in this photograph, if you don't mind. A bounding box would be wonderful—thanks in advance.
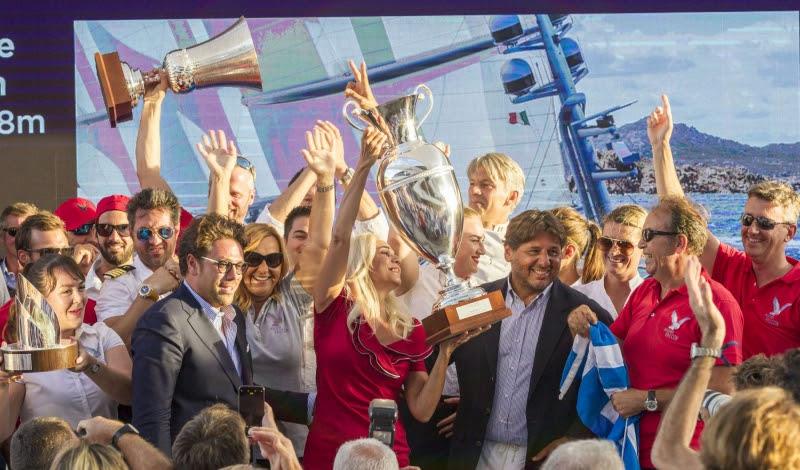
[339,167,354,186]
[87,362,101,375]
[138,284,159,302]
[644,390,658,412]
[691,343,722,360]
[112,423,139,450]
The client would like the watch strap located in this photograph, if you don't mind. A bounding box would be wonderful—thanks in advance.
[112,423,139,449]
[691,343,722,360]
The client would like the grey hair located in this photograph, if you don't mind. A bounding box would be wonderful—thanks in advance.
[333,438,399,470]
[541,439,623,470]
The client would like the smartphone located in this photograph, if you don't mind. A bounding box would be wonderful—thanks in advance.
[238,385,266,430]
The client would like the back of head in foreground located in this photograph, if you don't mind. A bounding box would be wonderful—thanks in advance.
[333,438,400,470]
[49,439,128,470]
[11,417,76,470]
[541,439,623,470]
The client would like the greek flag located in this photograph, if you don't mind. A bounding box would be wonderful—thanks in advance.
[559,323,640,470]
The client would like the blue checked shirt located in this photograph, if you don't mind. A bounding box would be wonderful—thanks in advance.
[485,280,552,445]
[184,282,242,378]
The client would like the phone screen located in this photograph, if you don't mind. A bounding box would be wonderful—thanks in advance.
[238,385,266,428]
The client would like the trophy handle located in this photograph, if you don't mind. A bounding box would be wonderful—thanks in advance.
[342,100,368,131]
[414,84,434,128]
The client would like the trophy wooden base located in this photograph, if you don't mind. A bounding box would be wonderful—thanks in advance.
[422,290,511,345]
[94,52,133,127]
[1,340,79,373]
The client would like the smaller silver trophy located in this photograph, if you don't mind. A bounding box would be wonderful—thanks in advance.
[94,16,262,127]
[343,85,510,345]
[1,274,78,372]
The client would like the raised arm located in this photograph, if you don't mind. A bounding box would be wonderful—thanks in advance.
[312,127,387,312]
[195,129,238,217]
[648,94,684,199]
[295,124,337,292]
[263,168,317,225]
[135,72,172,192]
[77,416,173,470]
[648,94,720,272]
[651,256,725,470]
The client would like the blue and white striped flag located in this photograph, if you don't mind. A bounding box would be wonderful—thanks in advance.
[559,323,640,470]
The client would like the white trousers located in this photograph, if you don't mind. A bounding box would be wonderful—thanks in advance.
[476,440,527,470]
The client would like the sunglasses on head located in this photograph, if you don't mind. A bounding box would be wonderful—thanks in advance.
[641,228,679,243]
[70,223,94,236]
[244,251,283,268]
[136,226,175,242]
[597,236,636,255]
[3,227,18,237]
[96,223,130,237]
[740,213,795,231]
[236,156,256,176]
[28,247,75,257]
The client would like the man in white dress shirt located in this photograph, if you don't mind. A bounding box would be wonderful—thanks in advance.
[466,153,526,285]
[96,188,181,347]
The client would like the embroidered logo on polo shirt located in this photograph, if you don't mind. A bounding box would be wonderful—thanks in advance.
[664,311,691,341]
[765,297,791,326]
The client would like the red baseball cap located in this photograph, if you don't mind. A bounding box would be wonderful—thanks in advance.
[54,197,97,231]
[96,194,131,221]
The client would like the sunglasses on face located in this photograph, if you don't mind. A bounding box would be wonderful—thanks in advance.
[28,247,74,257]
[641,228,679,243]
[70,223,94,236]
[96,223,130,237]
[597,236,636,255]
[3,227,18,237]
[740,213,795,231]
[244,251,283,268]
[136,226,175,242]
[200,256,247,275]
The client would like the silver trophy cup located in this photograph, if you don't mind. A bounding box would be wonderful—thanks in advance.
[95,16,262,127]
[343,85,486,313]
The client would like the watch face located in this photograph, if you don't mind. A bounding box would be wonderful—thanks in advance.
[645,401,658,412]
[139,285,150,296]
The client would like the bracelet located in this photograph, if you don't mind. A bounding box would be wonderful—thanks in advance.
[316,183,335,193]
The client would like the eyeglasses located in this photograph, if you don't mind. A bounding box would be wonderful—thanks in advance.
[641,228,679,242]
[3,227,18,237]
[740,213,795,231]
[27,247,75,257]
[200,256,247,275]
[96,223,130,237]
[136,226,175,242]
[244,251,283,268]
[237,156,256,177]
[70,223,94,236]
[597,236,636,255]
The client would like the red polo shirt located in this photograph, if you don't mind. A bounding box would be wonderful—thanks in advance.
[611,274,743,469]
[712,242,800,358]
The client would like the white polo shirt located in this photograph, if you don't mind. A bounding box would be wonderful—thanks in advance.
[95,255,165,322]
[473,221,510,285]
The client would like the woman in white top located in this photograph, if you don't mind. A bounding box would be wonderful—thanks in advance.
[573,204,648,318]
[0,255,132,439]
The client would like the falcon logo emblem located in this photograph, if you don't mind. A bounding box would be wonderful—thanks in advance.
[765,297,791,326]
[664,311,691,340]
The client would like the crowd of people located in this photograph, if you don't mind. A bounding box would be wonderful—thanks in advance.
[0,64,798,470]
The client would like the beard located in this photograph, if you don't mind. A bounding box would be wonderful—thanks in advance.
[99,241,133,266]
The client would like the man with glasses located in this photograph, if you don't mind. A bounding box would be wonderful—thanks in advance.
[0,211,74,335]
[132,214,310,455]
[53,197,100,277]
[648,94,800,358]
[135,74,256,224]
[568,196,743,469]
[0,202,38,303]
[96,188,182,347]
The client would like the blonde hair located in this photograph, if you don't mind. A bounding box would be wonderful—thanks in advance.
[701,387,800,470]
[748,180,800,222]
[50,441,128,470]
[345,233,413,338]
[234,223,287,313]
[1,202,39,224]
[603,204,647,229]
[467,152,525,198]
[550,207,603,284]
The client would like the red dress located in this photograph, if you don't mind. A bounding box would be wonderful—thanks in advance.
[303,291,432,469]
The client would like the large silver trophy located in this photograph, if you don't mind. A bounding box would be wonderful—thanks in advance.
[343,85,510,345]
[94,16,262,127]
[1,274,78,372]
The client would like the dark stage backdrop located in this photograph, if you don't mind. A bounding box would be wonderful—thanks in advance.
[1,0,797,215]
